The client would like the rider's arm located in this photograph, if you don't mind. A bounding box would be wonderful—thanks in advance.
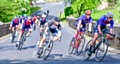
[98,16,104,33]
[9,19,14,28]
[77,20,82,30]
[110,20,114,34]
[88,18,92,32]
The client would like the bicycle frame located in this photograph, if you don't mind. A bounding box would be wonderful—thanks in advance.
[74,31,83,48]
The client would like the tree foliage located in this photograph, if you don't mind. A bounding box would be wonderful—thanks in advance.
[64,0,101,17]
[64,6,73,17]
[0,0,31,22]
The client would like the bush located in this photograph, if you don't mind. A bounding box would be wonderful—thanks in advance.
[64,6,73,17]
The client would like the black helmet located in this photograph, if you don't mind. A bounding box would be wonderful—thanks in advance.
[54,17,60,22]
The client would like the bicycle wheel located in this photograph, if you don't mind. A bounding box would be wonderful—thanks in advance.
[11,31,16,43]
[37,48,43,58]
[84,39,92,60]
[34,25,36,30]
[68,37,75,54]
[95,40,109,62]
[42,41,54,60]
[17,36,24,50]
[76,36,85,56]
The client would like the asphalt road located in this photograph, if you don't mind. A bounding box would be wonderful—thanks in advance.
[0,2,120,64]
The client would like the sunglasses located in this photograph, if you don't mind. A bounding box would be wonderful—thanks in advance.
[108,17,113,19]
[86,14,91,16]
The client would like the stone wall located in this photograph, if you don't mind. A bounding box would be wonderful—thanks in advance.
[66,16,120,50]
[0,23,11,37]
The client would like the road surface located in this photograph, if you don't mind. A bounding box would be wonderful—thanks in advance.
[0,2,120,64]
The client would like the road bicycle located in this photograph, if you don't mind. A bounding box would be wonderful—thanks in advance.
[17,29,28,50]
[11,27,16,43]
[84,29,115,62]
[68,31,85,56]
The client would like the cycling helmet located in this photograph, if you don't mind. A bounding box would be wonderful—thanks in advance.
[85,10,92,15]
[14,16,18,18]
[28,16,32,19]
[106,12,114,18]
[54,17,60,22]
[19,15,23,18]
[24,14,27,17]
[42,14,46,17]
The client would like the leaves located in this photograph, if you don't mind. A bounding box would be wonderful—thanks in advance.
[65,0,101,17]
[0,0,31,23]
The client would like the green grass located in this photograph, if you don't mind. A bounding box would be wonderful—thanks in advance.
[92,2,120,23]
[92,9,119,23]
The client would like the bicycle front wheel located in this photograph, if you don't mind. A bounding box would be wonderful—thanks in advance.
[76,36,85,56]
[95,40,109,62]
[42,41,53,60]
[68,37,75,54]
[11,31,16,43]
[84,39,92,60]
[17,37,24,50]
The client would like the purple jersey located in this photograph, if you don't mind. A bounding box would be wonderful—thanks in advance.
[97,15,114,28]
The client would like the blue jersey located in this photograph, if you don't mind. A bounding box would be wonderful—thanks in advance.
[11,18,20,25]
[76,14,92,28]
[40,18,47,25]
[97,15,114,28]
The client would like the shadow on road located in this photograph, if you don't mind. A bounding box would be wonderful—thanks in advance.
[22,45,36,50]
[0,54,120,64]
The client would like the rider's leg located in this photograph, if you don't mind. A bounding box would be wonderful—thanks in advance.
[52,30,61,42]
[16,30,23,47]
[39,34,46,48]
[37,34,46,53]
[26,27,32,36]
[40,26,43,39]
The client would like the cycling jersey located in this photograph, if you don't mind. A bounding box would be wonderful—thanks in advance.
[33,16,37,22]
[39,18,47,26]
[94,15,114,33]
[46,21,61,33]
[97,15,114,28]
[11,18,20,27]
[21,19,34,32]
[19,18,23,24]
[76,14,92,31]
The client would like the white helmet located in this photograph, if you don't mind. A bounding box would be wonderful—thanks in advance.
[42,14,46,17]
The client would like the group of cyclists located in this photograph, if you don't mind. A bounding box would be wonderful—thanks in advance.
[74,10,115,56]
[9,9,115,60]
[9,11,62,56]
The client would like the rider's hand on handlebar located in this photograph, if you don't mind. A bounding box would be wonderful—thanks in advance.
[9,27,11,29]
[99,31,103,35]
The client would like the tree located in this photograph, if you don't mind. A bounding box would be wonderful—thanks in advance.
[0,0,31,22]
[64,0,101,17]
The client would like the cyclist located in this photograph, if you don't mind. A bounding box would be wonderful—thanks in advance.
[16,16,34,47]
[9,16,20,38]
[37,17,62,54]
[19,15,24,29]
[73,10,92,53]
[88,12,114,55]
[23,14,28,20]
[39,14,47,39]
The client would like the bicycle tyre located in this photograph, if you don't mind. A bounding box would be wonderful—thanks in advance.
[11,30,16,43]
[76,36,85,56]
[17,36,24,50]
[37,48,43,58]
[84,39,92,60]
[95,40,109,62]
[42,41,54,60]
[34,25,36,30]
[68,37,75,54]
